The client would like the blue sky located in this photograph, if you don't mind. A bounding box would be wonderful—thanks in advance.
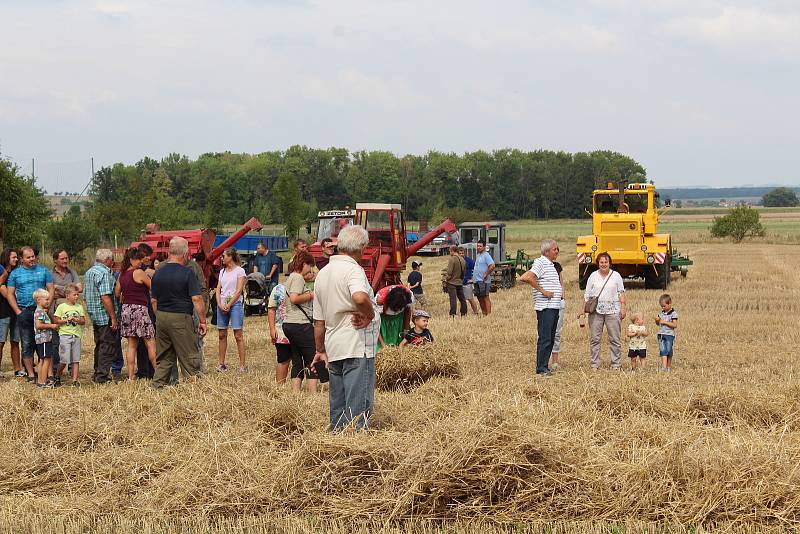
[1,0,798,192]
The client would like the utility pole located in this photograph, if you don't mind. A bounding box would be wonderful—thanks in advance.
[31,158,35,179]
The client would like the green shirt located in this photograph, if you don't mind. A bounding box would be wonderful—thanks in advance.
[55,302,86,337]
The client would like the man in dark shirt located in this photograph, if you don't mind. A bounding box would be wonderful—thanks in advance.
[253,242,278,292]
[315,238,335,270]
[150,237,207,387]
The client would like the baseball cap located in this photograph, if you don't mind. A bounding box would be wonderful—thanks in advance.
[412,261,422,269]
[412,309,430,319]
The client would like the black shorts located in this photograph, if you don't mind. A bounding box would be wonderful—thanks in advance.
[474,281,491,298]
[628,349,646,358]
[282,322,329,383]
[276,343,293,364]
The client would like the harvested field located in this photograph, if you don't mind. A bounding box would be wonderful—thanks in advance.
[1,238,799,532]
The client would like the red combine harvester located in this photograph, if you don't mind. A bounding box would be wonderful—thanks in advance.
[308,203,457,291]
[129,217,263,284]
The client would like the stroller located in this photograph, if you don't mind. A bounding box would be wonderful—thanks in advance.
[243,272,269,316]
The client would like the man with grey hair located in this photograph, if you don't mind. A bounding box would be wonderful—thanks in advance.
[150,237,206,387]
[311,224,380,431]
[520,239,562,377]
[84,248,119,383]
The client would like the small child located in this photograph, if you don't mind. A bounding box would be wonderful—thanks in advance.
[400,309,434,346]
[33,288,58,388]
[655,293,679,371]
[54,284,86,386]
[626,312,648,371]
[407,261,427,309]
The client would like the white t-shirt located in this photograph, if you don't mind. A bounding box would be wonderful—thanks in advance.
[628,324,647,350]
[530,256,562,311]
[584,270,625,315]
[312,255,380,362]
[218,266,246,305]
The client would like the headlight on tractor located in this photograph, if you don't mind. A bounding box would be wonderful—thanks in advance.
[591,245,598,252]
[585,255,592,264]
[647,254,655,264]
[641,245,647,252]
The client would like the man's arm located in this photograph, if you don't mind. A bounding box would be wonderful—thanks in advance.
[483,263,495,281]
[268,264,277,279]
[7,287,21,315]
[191,295,206,336]
[100,294,118,329]
[47,282,55,303]
[519,270,554,298]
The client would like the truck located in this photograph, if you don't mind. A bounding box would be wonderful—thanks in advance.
[575,181,693,290]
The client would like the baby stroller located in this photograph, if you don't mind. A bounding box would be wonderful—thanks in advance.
[243,272,268,316]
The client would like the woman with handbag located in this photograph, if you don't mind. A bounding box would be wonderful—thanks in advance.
[283,251,328,392]
[579,252,626,370]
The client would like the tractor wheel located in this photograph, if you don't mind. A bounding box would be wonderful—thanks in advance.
[645,260,670,289]
[578,264,596,290]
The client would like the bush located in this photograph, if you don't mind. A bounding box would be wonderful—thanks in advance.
[710,205,765,243]
[47,205,99,262]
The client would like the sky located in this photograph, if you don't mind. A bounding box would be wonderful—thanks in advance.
[1,0,798,192]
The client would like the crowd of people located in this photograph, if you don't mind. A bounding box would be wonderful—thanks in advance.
[0,231,679,429]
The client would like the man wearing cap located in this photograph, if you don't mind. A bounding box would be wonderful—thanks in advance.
[406,260,426,309]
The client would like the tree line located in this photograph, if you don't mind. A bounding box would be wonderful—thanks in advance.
[85,147,647,239]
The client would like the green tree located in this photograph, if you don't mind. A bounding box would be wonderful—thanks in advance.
[47,205,99,261]
[0,155,52,248]
[710,205,765,243]
[204,180,229,231]
[762,187,799,207]
[273,172,304,238]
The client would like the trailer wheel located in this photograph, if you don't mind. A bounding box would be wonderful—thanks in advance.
[680,266,688,277]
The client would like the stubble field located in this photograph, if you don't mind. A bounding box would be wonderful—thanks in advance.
[1,221,799,533]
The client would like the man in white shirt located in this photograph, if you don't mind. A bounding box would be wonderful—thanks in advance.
[311,225,380,431]
[519,239,562,377]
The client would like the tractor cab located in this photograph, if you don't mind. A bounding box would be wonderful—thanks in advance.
[458,222,506,263]
[354,203,407,267]
[315,209,355,243]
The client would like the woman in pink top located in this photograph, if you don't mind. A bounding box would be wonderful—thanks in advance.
[114,248,156,380]
[215,248,247,372]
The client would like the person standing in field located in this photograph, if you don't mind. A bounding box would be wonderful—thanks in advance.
[54,283,86,385]
[315,238,335,270]
[549,261,566,370]
[267,281,303,390]
[215,248,247,373]
[32,289,58,387]
[83,249,119,384]
[135,243,157,379]
[0,249,23,377]
[406,261,427,309]
[627,312,648,371]
[6,246,55,381]
[283,251,327,391]
[472,240,495,316]
[520,240,562,377]
[655,293,678,372]
[115,248,157,379]
[311,224,380,432]
[579,252,626,370]
[253,241,279,294]
[458,248,480,315]
[50,249,81,377]
[150,237,206,387]
[443,246,467,318]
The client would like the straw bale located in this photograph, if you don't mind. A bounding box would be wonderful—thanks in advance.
[375,346,461,392]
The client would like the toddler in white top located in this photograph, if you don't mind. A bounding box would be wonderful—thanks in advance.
[626,312,648,370]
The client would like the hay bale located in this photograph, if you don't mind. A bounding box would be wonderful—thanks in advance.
[375,346,460,392]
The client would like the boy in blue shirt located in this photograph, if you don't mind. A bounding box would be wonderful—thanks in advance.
[655,293,679,372]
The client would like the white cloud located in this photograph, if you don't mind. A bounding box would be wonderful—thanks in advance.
[662,6,800,59]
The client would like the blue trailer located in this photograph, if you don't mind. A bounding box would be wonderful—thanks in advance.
[212,234,288,255]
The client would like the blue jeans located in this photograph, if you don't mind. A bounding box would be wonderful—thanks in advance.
[328,357,375,432]
[536,308,559,374]
[658,334,675,357]
[17,306,36,358]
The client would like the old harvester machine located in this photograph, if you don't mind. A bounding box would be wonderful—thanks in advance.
[130,217,264,286]
[576,182,692,290]
[308,203,458,292]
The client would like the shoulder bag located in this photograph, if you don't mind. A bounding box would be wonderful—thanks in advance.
[584,271,613,314]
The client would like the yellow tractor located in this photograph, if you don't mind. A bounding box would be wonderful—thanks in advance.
[576,181,692,290]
